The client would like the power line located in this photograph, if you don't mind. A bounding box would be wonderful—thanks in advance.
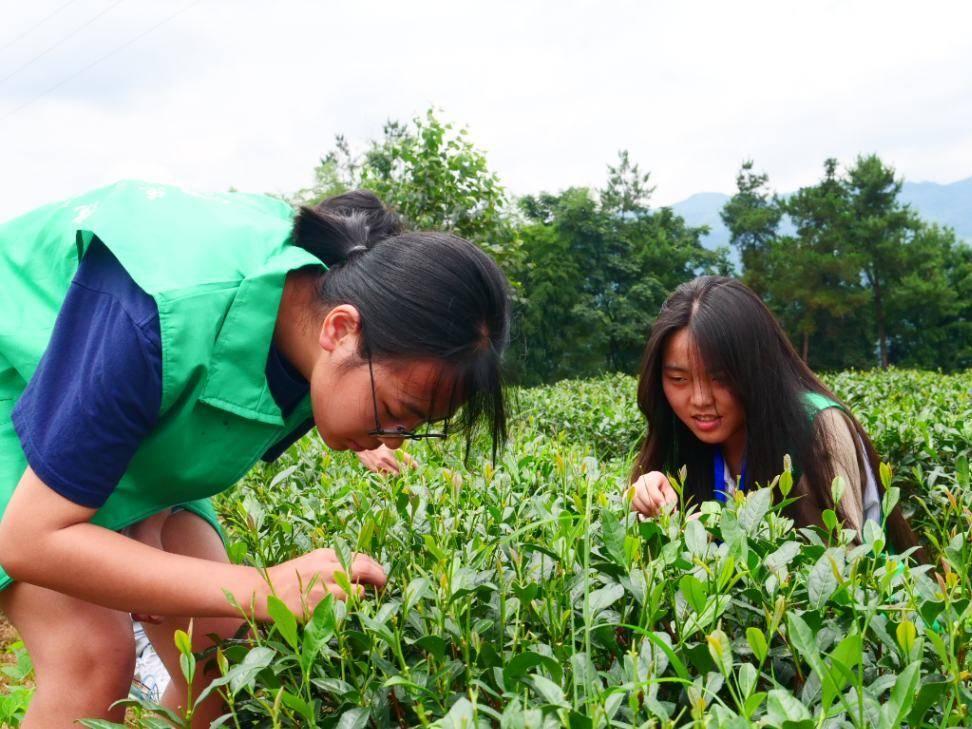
[0,0,127,87]
[0,0,83,54]
[0,0,202,125]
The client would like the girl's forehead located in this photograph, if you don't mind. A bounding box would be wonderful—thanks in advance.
[663,329,699,363]
[379,359,458,416]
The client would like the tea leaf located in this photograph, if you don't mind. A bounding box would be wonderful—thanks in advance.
[807,548,843,607]
[684,518,708,557]
[738,487,773,535]
[601,510,627,566]
[737,661,757,698]
[706,629,733,676]
[679,574,707,614]
[403,576,431,613]
[896,620,917,657]
[746,627,768,664]
[173,629,192,656]
[336,706,370,729]
[266,595,299,651]
[764,541,800,573]
[587,583,624,615]
[228,646,275,695]
[766,689,811,724]
[880,660,921,728]
[830,475,846,508]
[531,674,569,708]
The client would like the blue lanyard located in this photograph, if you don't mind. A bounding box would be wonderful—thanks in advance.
[713,449,746,503]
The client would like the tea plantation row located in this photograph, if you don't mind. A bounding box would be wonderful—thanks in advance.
[12,370,972,727]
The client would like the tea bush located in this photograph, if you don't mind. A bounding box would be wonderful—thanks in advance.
[91,370,966,728]
[13,369,969,727]
[515,370,972,489]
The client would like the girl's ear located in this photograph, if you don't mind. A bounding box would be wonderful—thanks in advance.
[318,304,362,354]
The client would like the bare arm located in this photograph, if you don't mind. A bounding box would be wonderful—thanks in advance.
[0,467,385,620]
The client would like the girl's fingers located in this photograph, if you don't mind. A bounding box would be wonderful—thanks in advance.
[632,487,657,516]
[630,472,679,518]
[644,477,665,510]
[349,553,387,588]
[659,480,678,505]
[326,584,349,601]
[326,582,366,602]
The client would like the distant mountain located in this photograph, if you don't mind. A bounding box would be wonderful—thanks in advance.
[670,192,732,251]
[899,177,972,240]
[669,176,972,255]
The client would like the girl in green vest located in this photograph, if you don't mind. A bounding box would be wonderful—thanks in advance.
[0,181,510,726]
[627,276,921,555]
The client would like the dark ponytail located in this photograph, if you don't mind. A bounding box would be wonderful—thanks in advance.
[291,189,404,266]
[290,192,510,456]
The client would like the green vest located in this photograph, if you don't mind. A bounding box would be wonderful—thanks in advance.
[803,391,843,417]
[0,181,322,589]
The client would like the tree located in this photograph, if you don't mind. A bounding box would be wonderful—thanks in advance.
[720,160,863,365]
[843,154,919,369]
[885,223,972,370]
[601,150,655,215]
[724,155,969,371]
[720,160,783,291]
[779,159,869,363]
[293,109,516,266]
[511,152,726,383]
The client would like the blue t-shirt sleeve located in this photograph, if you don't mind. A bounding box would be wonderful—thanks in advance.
[11,240,162,509]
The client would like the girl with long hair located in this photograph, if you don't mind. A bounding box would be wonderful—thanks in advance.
[629,276,920,555]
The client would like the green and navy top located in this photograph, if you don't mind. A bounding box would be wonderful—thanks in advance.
[0,180,324,589]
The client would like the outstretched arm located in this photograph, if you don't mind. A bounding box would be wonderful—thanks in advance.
[0,467,385,621]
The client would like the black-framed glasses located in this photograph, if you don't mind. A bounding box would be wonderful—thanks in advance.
[366,351,448,440]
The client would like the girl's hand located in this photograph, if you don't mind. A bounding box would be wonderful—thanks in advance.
[355,444,418,474]
[630,471,678,518]
[263,548,387,620]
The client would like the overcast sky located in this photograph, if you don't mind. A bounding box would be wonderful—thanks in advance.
[1,0,970,220]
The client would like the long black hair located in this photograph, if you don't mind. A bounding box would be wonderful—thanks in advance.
[290,191,510,456]
[631,276,920,555]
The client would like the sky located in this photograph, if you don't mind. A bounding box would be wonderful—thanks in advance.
[1,0,970,221]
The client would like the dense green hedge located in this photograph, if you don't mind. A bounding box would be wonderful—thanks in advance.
[513,370,972,490]
[2,370,958,727]
[125,368,968,728]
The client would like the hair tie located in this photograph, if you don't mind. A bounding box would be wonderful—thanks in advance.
[346,245,368,256]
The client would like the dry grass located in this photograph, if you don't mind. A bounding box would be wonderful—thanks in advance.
[0,612,25,690]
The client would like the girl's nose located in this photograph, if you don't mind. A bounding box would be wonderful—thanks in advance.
[378,435,406,450]
[690,379,715,407]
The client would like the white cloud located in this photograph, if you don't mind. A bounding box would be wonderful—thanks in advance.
[1,0,970,220]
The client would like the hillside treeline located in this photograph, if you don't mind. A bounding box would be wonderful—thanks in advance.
[293,109,971,383]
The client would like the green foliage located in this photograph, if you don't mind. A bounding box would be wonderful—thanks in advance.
[513,369,971,489]
[0,641,33,727]
[843,154,921,369]
[511,152,728,384]
[293,109,516,267]
[724,155,972,372]
[99,369,972,727]
[884,223,972,371]
[719,159,783,291]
